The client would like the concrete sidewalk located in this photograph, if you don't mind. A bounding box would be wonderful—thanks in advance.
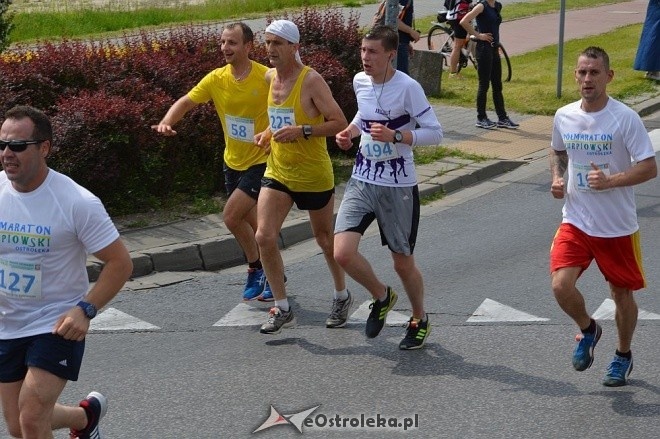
[90,0,659,288]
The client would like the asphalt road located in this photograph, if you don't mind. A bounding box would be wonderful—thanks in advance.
[42,140,660,438]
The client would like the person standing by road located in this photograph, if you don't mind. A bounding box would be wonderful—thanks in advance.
[633,0,660,81]
[549,47,657,387]
[254,20,349,335]
[445,0,473,79]
[152,23,273,302]
[460,0,518,129]
[334,25,442,350]
[0,106,133,438]
[395,0,420,75]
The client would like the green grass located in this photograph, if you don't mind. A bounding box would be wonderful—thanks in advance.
[414,146,486,166]
[8,0,628,43]
[7,0,367,42]
[435,24,659,115]
[415,0,627,37]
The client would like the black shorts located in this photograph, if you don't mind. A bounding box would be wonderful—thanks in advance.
[449,19,468,39]
[224,162,267,201]
[261,177,334,211]
[0,333,85,382]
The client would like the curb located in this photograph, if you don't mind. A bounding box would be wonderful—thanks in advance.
[86,158,528,282]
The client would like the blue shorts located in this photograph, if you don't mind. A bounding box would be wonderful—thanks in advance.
[0,333,85,383]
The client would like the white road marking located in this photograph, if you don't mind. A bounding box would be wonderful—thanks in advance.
[467,298,549,323]
[90,307,160,331]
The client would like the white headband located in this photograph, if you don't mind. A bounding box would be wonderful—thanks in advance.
[266,19,302,63]
[265,19,300,43]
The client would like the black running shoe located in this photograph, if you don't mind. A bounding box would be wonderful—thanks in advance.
[365,287,398,338]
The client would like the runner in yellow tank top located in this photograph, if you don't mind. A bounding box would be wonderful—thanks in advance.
[254,20,350,335]
[265,65,334,192]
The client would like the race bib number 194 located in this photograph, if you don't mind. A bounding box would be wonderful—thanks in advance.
[0,258,42,300]
[359,132,399,161]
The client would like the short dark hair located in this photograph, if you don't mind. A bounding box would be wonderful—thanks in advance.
[579,46,610,71]
[364,25,399,52]
[4,106,53,142]
[225,22,254,45]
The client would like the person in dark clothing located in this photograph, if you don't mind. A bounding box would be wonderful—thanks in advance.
[460,0,518,129]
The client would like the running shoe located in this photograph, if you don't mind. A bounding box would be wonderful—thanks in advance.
[259,306,295,334]
[326,290,354,328]
[602,354,633,387]
[365,287,398,338]
[258,275,287,302]
[475,118,497,129]
[399,314,431,350]
[69,392,107,439]
[243,268,265,301]
[497,117,520,129]
[572,322,602,371]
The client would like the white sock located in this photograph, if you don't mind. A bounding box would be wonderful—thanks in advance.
[334,289,349,300]
[378,288,389,302]
[275,299,289,312]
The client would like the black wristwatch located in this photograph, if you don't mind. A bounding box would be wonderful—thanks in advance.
[393,130,403,144]
[302,124,312,140]
[76,301,98,319]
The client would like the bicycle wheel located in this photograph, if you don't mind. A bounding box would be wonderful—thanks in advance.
[427,25,454,69]
[499,44,512,82]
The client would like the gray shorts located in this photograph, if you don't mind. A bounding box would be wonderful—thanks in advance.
[335,178,419,255]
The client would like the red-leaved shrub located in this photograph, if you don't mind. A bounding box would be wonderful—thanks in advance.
[0,6,362,214]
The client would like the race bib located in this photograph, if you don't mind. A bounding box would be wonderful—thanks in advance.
[268,107,296,132]
[0,257,43,300]
[571,162,611,192]
[359,133,399,161]
[225,115,255,142]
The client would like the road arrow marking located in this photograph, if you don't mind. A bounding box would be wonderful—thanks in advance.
[591,298,660,320]
[213,303,269,327]
[347,300,410,326]
[467,298,549,323]
[90,307,160,332]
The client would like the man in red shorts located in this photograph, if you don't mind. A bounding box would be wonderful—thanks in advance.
[549,47,657,386]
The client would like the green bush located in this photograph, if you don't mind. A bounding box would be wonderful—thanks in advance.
[0,0,14,53]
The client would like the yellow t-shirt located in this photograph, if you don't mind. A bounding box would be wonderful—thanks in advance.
[187,60,269,171]
[264,66,334,192]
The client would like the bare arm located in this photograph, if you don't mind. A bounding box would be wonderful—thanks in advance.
[460,4,493,44]
[273,70,348,143]
[53,238,133,341]
[588,156,657,190]
[550,149,568,199]
[151,95,198,136]
[397,19,420,42]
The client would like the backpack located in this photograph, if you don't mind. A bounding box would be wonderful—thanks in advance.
[446,0,473,21]
[372,0,412,27]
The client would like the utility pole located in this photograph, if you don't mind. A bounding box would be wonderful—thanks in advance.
[385,0,399,69]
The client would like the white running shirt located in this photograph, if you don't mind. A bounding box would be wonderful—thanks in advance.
[551,97,655,237]
[350,71,443,187]
[0,169,119,338]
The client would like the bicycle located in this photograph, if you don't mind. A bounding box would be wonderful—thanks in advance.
[427,10,512,82]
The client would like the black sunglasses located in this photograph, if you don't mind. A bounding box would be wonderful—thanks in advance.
[0,139,45,152]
